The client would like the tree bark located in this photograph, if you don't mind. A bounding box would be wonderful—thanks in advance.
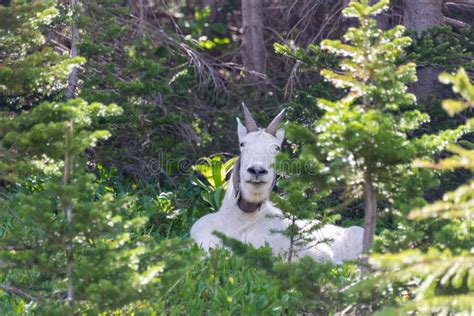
[411,67,444,100]
[403,0,444,100]
[403,0,443,35]
[369,0,390,29]
[362,172,377,253]
[65,0,79,311]
[64,122,74,311]
[241,0,266,84]
[67,0,79,100]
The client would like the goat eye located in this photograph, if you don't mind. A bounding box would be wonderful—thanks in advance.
[240,142,245,147]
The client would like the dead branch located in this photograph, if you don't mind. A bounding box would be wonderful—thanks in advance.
[444,1,474,9]
[443,16,469,28]
[445,0,474,4]
[116,14,227,93]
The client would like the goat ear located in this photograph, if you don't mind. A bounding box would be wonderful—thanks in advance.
[276,128,285,145]
[236,118,247,141]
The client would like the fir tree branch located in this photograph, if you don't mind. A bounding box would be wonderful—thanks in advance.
[0,284,38,301]
[0,245,35,251]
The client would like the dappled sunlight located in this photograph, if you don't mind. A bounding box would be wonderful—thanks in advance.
[0,0,472,314]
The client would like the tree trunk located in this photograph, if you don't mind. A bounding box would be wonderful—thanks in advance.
[362,172,377,253]
[241,0,266,84]
[65,0,79,311]
[411,67,444,100]
[403,0,444,100]
[67,0,79,100]
[403,0,443,35]
[64,126,74,309]
[369,0,390,29]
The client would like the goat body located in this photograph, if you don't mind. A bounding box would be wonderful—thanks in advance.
[191,104,364,263]
[191,180,364,263]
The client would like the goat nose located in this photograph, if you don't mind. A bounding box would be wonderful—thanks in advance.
[247,166,268,176]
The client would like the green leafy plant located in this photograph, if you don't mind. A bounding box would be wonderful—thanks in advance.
[174,5,231,50]
[161,247,296,315]
[192,155,236,212]
[216,232,360,314]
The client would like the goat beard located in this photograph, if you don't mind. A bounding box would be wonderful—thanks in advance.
[240,182,272,203]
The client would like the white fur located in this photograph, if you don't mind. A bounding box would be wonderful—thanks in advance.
[237,126,282,203]
[191,125,364,263]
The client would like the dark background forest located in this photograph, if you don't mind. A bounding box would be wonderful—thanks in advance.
[0,0,473,314]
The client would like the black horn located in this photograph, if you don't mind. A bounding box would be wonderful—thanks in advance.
[265,109,285,135]
[241,102,258,132]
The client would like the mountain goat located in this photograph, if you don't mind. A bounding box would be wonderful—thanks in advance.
[191,104,364,263]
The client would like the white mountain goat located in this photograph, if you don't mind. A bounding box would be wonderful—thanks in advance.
[191,104,364,263]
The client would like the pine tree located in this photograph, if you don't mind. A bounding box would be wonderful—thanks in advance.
[271,177,336,263]
[357,68,474,315]
[0,1,81,111]
[281,0,467,260]
[0,99,198,314]
[0,1,198,313]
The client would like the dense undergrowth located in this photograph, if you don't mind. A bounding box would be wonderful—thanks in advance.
[1,0,473,314]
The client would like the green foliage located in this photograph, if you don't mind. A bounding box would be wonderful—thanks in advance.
[1,0,473,314]
[182,6,231,50]
[270,180,337,262]
[274,43,342,126]
[162,247,295,315]
[0,1,80,110]
[192,155,236,212]
[0,1,64,57]
[405,25,474,71]
[76,0,219,177]
[439,68,474,118]
[0,98,199,314]
[357,68,474,314]
[0,1,201,310]
[274,43,338,73]
[277,0,467,259]
[216,232,360,314]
